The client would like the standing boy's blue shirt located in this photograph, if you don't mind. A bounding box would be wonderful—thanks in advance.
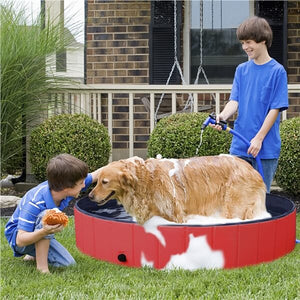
[4,173,93,257]
[230,59,288,159]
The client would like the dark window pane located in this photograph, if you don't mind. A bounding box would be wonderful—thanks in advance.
[56,51,67,72]
[190,28,247,83]
[190,0,250,84]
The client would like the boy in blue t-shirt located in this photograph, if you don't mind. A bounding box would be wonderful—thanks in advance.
[211,16,288,192]
[5,153,102,273]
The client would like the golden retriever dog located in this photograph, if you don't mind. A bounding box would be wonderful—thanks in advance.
[89,155,267,224]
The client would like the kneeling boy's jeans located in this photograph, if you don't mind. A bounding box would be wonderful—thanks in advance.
[15,211,75,267]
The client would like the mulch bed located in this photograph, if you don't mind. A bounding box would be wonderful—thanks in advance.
[1,188,299,217]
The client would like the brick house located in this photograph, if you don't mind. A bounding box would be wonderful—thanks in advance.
[85,0,299,159]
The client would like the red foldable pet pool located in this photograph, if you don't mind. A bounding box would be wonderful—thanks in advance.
[74,194,296,270]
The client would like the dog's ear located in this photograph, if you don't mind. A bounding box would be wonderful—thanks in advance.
[119,170,137,188]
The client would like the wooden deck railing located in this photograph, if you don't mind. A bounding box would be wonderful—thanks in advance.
[48,83,300,159]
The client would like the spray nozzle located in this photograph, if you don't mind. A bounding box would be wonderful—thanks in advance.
[201,113,227,130]
[201,117,212,130]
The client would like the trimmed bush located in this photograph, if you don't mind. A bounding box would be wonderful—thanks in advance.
[147,112,232,158]
[29,114,111,181]
[275,117,300,196]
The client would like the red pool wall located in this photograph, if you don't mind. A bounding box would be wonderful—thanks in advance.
[74,208,296,269]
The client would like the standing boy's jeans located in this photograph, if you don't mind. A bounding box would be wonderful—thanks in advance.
[14,211,75,267]
[238,156,278,193]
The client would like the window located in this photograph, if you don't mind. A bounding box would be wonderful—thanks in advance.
[56,51,67,72]
[190,0,253,84]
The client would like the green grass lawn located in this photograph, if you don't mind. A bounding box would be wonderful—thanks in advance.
[1,216,299,300]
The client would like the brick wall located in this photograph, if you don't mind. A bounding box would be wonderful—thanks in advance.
[86,0,150,84]
[287,0,300,118]
[86,0,151,158]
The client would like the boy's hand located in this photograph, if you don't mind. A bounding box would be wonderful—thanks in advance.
[43,223,64,234]
[209,114,225,131]
[248,136,263,158]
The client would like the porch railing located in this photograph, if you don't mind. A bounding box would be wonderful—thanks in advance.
[48,83,300,159]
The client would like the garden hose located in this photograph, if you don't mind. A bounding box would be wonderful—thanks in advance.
[201,113,265,180]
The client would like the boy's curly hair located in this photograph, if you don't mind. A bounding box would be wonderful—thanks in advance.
[237,16,273,48]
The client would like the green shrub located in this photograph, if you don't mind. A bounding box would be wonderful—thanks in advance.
[147,112,232,158]
[29,114,111,181]
[275,117,300,196]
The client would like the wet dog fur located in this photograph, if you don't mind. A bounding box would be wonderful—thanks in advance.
[89,155,267,224]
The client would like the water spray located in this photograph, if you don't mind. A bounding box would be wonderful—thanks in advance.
[197,113,265,180]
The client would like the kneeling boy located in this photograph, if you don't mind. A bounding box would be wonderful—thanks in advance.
[5,153,101,273]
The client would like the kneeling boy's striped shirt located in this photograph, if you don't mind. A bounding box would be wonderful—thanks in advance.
[5,174,92,256]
